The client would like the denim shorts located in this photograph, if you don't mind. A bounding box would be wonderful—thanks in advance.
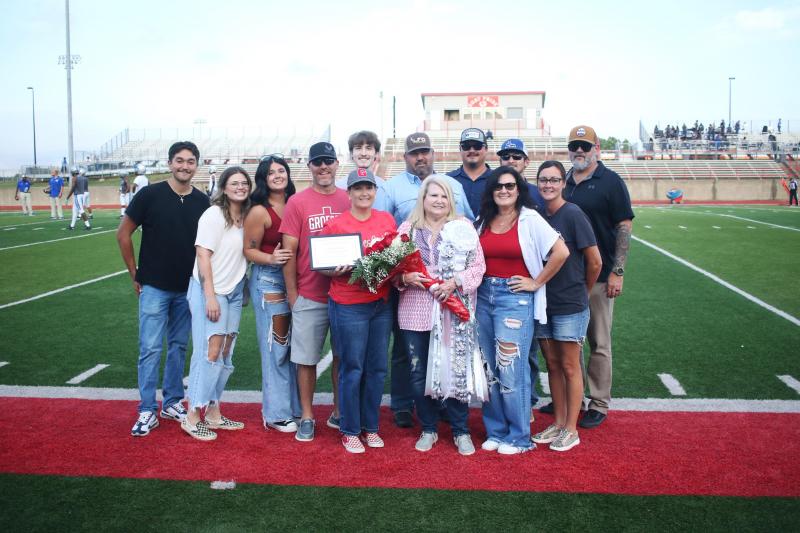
[535,307,590,344]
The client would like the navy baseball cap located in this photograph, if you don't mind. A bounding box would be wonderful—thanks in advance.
[497,138,528,158]
[308,142,337,162]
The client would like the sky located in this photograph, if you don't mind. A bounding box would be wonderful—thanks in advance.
[2,0,799,170]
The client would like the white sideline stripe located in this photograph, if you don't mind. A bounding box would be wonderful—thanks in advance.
[0,228,115,251]
[657,373,687,396]
[0,362,8,368]
[317,350,333,378]
[718,214,800,232]
[712,225,721,229]
[33,227,43,231]
[633,235,800,327]
[0,218,64,229]
[3,227,16,231]
[66,364,110,385]
[539,372,550,395]
[2,385,800,413]
[0,270,127,310]
[678,225,687,229]
[777,375,800,395]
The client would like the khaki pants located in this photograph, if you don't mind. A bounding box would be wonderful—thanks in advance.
[19,192,32,215]
[585,282,614,413]
[49,196,64,219]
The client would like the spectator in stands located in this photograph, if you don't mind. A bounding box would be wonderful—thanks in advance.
[560,125,634,430]
[322,168,395,453]
[778,119,782,134]
[15,175,33,216]
[280,142,351,442]
[486,129,494,141]
[735,120,741,135]
[117,141,209,438]
[449,128,492,216]
[244,155,299,433]
[378,132,473,429]
[183,166,251,441]
[789,177,798,206]
[532,161,601,452]
[45,169,65,220]
[475,167,568,454]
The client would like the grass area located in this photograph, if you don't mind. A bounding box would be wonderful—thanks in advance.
[2,474,798,533]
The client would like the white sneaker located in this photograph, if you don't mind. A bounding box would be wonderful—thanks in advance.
[131,411,159,437]
[454,434,475,456]
[266,419,298,433]
[497,443,534,455]
[160,402,187,422]
[481,439,501,451]
[415,432,438,452]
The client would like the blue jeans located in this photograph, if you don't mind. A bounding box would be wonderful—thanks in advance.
[529,338,540,405]
[477,277,534,449]
[329,298,392,436]
[390,289,414,413]
[186,277,245,410]
[250,264,300,424]
[137,284,191,413]
[403,329,469,437]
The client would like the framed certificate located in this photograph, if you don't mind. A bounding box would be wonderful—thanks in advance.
[309,233,363,270]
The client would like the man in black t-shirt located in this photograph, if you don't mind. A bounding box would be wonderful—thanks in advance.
[117,141,209,437]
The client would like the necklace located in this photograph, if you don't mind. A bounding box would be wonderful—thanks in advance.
[493,212,517,231]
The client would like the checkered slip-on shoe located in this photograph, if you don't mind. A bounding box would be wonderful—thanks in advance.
[206,415,244,431]
[181,419,218,441]
[361,432,384,448]
[131,411,159,437]
[342,434,365,454]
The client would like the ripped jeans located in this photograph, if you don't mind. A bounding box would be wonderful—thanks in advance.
[186,276,245,410]
[250,264,300,424]
[477,277,534,449]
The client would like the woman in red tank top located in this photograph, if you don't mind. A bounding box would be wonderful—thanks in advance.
[243,155,300,433]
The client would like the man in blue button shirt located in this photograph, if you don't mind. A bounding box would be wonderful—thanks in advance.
[15,175,33,216]
[378,132,473,428]
[45,169,65,219]
[447,128,492,216]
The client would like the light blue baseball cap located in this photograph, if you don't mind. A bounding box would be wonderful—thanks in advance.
[497,138,528,157]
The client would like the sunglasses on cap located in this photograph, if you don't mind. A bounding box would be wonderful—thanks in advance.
[493,181,517,192]
[260,153,285,162]
[500,153,524,161]
[460,141,484,151]
[310,157,336,167]
[568,140,594,152]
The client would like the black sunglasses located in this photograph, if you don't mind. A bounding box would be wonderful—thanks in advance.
[310,157,336,167]
[493,181,517,191]
[460,141,485,151]
[500,153,524,161]
[568,141,594,152]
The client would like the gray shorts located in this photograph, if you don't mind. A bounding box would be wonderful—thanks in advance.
[290,295,330,365]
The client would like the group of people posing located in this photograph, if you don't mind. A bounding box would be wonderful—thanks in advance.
[116,124,633,456]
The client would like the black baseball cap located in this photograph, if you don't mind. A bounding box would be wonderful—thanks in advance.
[308,142,337,162]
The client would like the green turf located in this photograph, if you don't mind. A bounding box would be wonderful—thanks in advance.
[1,474,798,533]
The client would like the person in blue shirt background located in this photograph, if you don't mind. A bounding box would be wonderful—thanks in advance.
[447,128,493,216]
[15,175,33,216]
[45,169,65,219]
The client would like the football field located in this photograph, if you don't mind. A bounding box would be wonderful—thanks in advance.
[1,205,799,531]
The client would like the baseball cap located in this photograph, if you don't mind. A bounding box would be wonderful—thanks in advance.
[568,125,599,145]
[346,167,377,188]
[497,138,528,157]
[405,132,432,153]
[308,142,337,162]
[460,128,486,145]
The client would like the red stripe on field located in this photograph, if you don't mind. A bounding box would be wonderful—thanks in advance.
[0,398,796,497]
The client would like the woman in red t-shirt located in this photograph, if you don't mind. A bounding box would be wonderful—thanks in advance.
[243,155,299,434]
[322,169,396,454]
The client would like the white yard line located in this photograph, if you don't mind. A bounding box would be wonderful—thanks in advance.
[0,218,64,229]
[0,270,127,310]
[0,228,116,251]
[717,214,800,232]
[633,235,800,327]
[33,227,44,231]
[317,350,333,378]
[1,384,799,413]
[538,372,550,395]
[657,373,687,396]
[777,375,800,395]
[66,364,110,385]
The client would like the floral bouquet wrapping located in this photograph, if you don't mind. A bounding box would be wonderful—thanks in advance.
[348,231,471,321]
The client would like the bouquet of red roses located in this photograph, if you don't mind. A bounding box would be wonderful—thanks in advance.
[349,231,470,321]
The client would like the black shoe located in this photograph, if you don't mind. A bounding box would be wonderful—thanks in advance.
[539,402,554,414]
[393,410,413,428]
[578,409,606,429]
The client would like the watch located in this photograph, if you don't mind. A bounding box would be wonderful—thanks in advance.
[612,266,625,276]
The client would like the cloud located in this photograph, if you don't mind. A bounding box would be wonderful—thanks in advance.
[731,5,800,36]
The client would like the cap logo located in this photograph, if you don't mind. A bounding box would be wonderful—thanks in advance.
[325,143,333,151]
[357,168,367,177]
[409,136,426,143]
[465,131,480,140]
[576,128,586,137]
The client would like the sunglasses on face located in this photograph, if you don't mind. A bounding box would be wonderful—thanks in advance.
[537,177,563,185]
[568,141,594,152]
[493,181,517,192]
[460,141,484,151]
[500,153,524,161]
[310,157,336,167]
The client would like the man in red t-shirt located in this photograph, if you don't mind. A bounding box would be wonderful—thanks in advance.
[280,141,351,442]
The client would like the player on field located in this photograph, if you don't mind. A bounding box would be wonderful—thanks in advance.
[66,166,91,230]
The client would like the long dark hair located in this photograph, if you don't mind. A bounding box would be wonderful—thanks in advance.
[251,155,295,208]
[475,166,535,234]
[212,166,252,228]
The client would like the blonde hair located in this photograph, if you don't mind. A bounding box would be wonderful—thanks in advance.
[405,176,457,228]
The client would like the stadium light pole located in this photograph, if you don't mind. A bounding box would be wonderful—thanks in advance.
[728,77,735,129]
[26,86,37,167]
[60,0,80,169]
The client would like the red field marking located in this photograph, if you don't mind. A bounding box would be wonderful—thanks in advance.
[0,398,797,497]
